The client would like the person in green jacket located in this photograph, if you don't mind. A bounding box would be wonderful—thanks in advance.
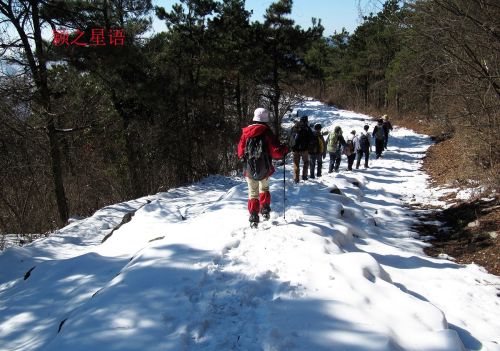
[308,123,327,178]
[326,126,346,173]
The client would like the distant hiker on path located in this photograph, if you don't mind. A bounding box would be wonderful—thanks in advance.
[372,119,385,159]
[326,126,346,173]
[290,115,314,183]
[382,114,393,149]
[355,125,371,169]
[344,130,357,171]
[238,108,289,227]
[308,123,327,179]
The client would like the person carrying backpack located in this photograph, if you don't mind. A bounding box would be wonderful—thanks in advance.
[355,125,371,169]
[308,123,326,179]
[326,126,346,173]
[372,119,385,159]
[344,130,357,171]
[382,114,393,149]
[289,115,314,183]
[237,108,289,227]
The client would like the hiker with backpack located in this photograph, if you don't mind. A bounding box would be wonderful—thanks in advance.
[237,108,289,227]
[326,126,346,173]
[344,130,357,171]
[308,123,327,179]
[382,114,393,149]
[372,119,385,159]
[290,115,314,183]
[355,125,371,169]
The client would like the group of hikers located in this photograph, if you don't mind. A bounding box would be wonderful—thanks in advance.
[289,114,393,182]
[237,107,393,227]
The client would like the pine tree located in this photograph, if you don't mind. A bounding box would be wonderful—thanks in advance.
[0,0,70,225]
[257,0,323,133]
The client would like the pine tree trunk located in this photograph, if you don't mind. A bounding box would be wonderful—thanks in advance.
[236,73,243,125]
[396,91,401,117]
[121,114,142,198]
[363,81,369,108]
[112,96,142,198]
[272,53,281,135]
[31,2,69,225]
[47,120,69,224]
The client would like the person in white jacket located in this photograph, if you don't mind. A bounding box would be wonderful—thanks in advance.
[355,125,371,169]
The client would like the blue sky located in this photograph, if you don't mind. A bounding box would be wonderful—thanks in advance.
[152,0,361,37]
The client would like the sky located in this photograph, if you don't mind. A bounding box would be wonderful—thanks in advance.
[1,99,499,351]
[152,0,362,37]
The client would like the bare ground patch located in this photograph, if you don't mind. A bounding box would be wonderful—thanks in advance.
[392,117,499,276]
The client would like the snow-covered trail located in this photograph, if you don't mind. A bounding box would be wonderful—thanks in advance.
[1,100,499,351]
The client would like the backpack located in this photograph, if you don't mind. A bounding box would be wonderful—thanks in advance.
[244,134,271,181]
[327,132,336,149]
[344,139,354,156]
[289,123,311,151]
[289,128,299,149]
[359,133,369,151]
[309,134,321,154]
[327,132,339,151]
[375,126,385,140]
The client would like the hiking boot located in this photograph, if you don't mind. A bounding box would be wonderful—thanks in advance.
[249,212,259,224]
[302,175,308,181]
[261,205,271,221]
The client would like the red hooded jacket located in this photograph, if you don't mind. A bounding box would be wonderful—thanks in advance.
[237,123,289,178]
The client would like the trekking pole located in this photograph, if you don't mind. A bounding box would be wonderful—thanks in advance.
[283,154,286,220]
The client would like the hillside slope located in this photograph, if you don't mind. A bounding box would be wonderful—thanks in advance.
[1,100,499,351]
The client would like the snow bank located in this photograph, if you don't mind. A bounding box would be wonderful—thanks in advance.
[1,102,499,351]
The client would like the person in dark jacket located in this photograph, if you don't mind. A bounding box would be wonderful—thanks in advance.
[372,119,385,159]
[326,126,346,173]
[237,108,289,226]
[290,115,314,183]
[308,123,327,179]
[382,114,393,149]
[355,125,371,169]
[344,130,357,171]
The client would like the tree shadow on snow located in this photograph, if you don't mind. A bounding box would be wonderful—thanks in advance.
[0,240,427,351]
[370,252,462,270]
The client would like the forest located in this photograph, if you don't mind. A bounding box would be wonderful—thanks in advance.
[0,0,498,234]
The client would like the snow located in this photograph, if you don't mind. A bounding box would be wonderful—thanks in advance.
[455,187,485,201]
[1,100,499,351]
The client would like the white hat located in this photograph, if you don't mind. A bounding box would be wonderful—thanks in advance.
[253,108,269,123]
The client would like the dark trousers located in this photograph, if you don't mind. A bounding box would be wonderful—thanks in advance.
[309,154,323,178]
[356,149,369,168]
[347,153,356,171]
[375,138,384,158]
[384,134,389,149]
[328,152,341,173]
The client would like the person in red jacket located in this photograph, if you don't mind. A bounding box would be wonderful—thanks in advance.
[237,108,289,227]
